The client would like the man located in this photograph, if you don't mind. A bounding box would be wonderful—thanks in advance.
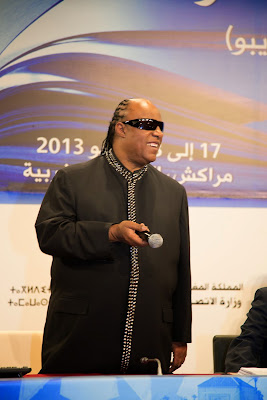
[225,287,267,373]
[35,98,191,375]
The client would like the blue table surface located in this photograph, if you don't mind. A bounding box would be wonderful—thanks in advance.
[0,374,266,400]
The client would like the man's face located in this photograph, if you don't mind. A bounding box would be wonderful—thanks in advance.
[116,99,163,171]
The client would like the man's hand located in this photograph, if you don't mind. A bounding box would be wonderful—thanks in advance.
[109,221,149,247]
[169,342,187,373]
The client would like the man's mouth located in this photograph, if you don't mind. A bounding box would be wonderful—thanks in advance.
[147,142,159,148]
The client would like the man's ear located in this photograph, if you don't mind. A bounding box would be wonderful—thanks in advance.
[115,122,126,138]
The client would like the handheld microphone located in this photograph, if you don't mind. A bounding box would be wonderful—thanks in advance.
[136,230,163,249]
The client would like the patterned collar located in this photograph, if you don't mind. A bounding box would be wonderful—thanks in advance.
[104,148,147,182]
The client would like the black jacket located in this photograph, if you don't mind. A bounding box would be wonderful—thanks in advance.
[225,287,267,373]
[35,155,191,374]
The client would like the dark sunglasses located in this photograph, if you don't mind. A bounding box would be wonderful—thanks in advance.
[122,118,164,132]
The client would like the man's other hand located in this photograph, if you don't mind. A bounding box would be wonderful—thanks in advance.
[169,342,187,373]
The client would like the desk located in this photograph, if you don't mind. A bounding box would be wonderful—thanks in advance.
[0,374,266,399]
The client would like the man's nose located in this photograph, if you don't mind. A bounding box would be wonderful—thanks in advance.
[153,126,163,138]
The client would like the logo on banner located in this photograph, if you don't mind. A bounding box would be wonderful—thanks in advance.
[194,0,217,6]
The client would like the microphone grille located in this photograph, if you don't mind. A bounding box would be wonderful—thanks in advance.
[148,233,163,249]
[140,357,149,364]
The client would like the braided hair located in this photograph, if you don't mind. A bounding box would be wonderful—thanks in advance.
[101,99,130,154]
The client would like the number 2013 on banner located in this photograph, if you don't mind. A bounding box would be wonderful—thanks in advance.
[37,137,84,155]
